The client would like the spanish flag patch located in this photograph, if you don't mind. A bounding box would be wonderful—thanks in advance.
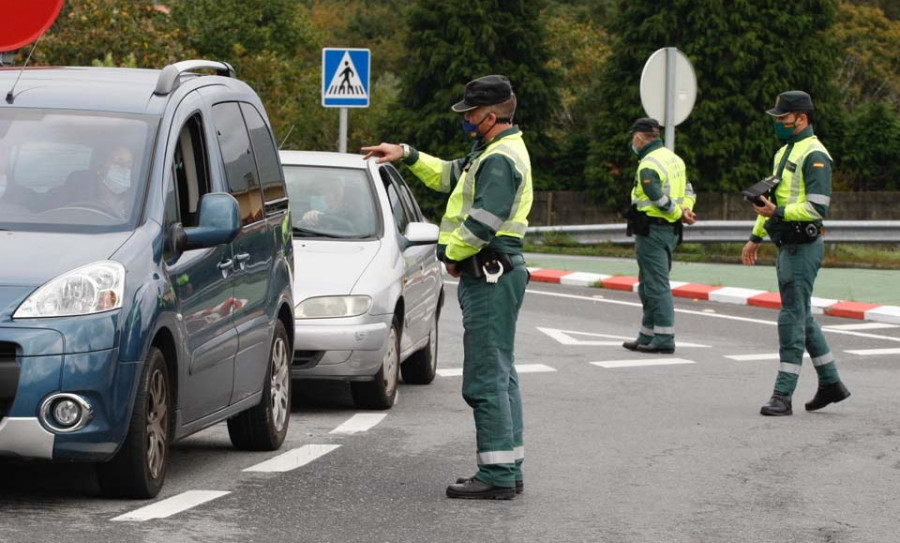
[813,162,825,168]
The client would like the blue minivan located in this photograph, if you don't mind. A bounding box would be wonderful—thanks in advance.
[0,61,295,498]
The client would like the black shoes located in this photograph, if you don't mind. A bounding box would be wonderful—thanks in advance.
[447,477,517,500]
[805,381,851,411]
[636,343,675,354]
[760,394,793,416]
[455,476,523,494]
[622,340,641,351]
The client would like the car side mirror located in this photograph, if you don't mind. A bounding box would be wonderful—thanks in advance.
[402,222,439,248]
[174,193,241,253]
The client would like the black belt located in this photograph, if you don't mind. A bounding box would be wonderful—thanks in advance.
[648,217,677,226]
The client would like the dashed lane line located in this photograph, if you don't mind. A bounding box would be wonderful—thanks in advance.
[437,364,556,378]
[330,414,387,435]
[844,348,900,356]
[536,327,710,348]
[111,490,230,522]
[824,323,900,331]
[725,353,810,361]
[590,358,695,369]
[243,444,341,473]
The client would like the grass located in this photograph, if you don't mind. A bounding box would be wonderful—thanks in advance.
[525,233,900,270]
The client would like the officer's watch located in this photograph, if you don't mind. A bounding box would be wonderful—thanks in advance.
[400,143,410,159]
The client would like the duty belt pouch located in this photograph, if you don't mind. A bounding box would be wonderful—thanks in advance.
[621,204,650,237]
[458,250,513,279]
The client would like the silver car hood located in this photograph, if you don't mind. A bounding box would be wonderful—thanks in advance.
[291,239,381,302]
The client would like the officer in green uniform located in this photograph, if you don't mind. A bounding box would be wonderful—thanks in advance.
[362,75,531,500]
[622,118,697,354]
[742,90,851,416]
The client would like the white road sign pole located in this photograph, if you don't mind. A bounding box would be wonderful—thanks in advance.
[322,48,371,153]
[339,108,348,153]
[664,47,677,151]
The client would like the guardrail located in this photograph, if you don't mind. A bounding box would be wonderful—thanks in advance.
[527,220,900,245]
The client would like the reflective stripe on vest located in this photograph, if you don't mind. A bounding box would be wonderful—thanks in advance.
[772,136,832,206]
[438,132,532,245]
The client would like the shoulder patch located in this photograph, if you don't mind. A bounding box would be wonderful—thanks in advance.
[812,162,825,168]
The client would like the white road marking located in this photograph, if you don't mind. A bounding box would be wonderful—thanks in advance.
[536,327,710,348]
[243,444,341,473]
[330,414,387,435]
[824,322,900,331]
[844,348,900,356]
[111,490,230,522]
[591,358,695,369]
[437,364,556,378]
[726,353,810,361]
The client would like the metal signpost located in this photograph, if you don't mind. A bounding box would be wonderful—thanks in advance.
[321,48,371,153]
[639,47,697,150]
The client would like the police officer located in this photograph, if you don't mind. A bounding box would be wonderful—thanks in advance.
[362,75,531,500]
[742,90,851,416]
[622,118,697,354]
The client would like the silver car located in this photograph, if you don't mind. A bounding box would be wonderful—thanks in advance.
[280,151,444,409]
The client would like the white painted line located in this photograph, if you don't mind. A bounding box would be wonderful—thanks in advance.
[536,327,710,348]
[330,414,387,435]
[560,272,609,287]
[824,322,899,331]
[438,364,555,377]
[864,306,900,325]
[726,353,810,361]
[845,348,900,356]
[111,490,230,522]
[811,297,839,315]
[669,281,690,290]
[243,444,341,473]
[516,364,556,373]
[591,358,695,369]
[708,287,766,305]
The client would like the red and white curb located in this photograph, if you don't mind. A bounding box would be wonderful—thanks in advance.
[526,267,900,324]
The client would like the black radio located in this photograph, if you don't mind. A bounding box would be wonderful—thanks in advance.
[741,175,780,206]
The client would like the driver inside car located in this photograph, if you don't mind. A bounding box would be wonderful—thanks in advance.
[59,144,135,219]
[301,179,348,226]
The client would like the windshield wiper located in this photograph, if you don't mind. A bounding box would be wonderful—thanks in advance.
[292,226,355,239]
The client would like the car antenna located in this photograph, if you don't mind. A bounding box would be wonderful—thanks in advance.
[5,31,45,104]
[278,125,296,150]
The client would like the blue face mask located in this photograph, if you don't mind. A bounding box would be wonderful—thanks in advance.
[462,114,490,140]
[103,165,131,194]
[309,195,328,211]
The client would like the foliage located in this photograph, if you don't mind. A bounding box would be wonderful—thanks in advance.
[833,101,900,190]
[34,0,190,68]
[833,2,900,110]
[584,0,841,210]
[384,0,562,218]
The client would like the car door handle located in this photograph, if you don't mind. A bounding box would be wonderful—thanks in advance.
[218,259,234,278]
[235,252,250,270]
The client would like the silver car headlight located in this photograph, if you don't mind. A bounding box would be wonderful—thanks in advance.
[294,295,372,319]
[14,261,125,319]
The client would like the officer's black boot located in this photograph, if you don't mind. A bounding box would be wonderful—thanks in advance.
[447,478,516,500]
[457,476,523,494]
[760,394,792,416]
[805,381,851,411]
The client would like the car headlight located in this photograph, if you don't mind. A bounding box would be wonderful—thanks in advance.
[294,295,372,319]
[14,261,125,319]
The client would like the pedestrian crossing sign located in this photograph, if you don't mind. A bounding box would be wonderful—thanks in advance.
[322,48,370,108]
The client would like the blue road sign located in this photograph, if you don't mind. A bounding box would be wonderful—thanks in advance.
[322,48,370,108]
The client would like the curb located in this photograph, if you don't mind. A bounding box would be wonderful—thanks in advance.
[527,267,900,324]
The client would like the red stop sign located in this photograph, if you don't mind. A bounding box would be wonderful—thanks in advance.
[0,0,65,53]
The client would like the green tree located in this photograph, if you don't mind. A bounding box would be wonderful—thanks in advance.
[34,0,190,68]
[385,0,561,218]
[584,0,841,210]
[833,2,900,110]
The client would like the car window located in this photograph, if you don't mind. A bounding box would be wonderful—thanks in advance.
[239,103,287,213]
[379,167,412,233]
[165,113,212,230]
[210,102,263,226]
[0,108,157,233]
[388,166,424,222]
[284,165,378,239]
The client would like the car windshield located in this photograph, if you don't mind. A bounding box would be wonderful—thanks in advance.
[0,108,158,233]
[284,165,378,239]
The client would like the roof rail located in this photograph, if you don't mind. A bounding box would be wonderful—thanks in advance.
[154,60,236,95]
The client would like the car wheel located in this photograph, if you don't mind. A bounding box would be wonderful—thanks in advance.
[96,347,171,499]
[227,320,291,451]
[401,310,438,385]
[351,319,400,410]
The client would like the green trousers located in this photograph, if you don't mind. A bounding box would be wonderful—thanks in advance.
[774,238,841,395]
[457,258,528,488]
[635,224,679,347]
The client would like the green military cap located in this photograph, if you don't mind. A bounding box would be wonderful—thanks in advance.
[630,117,660,133]
[451,75,513,112]
[767,90,814,116]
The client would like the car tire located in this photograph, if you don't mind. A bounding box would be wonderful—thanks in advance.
[227,320,291,451]
[401,310,438,385]
[96,347,171,499]
[351,319,400,410]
